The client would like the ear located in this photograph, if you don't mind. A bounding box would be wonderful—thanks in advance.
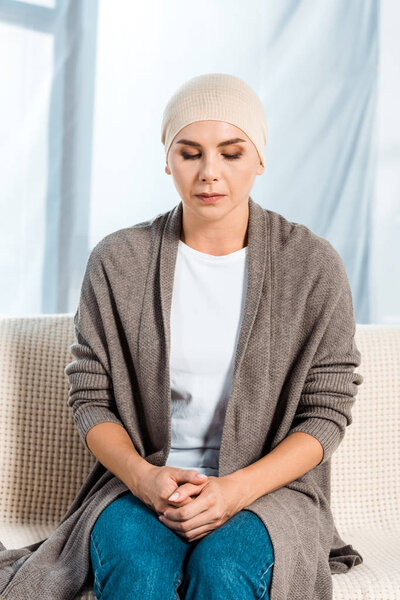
[257,162,265,175]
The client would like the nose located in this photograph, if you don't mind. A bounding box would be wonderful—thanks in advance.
[201,175,218,181]
[199,159,220,182]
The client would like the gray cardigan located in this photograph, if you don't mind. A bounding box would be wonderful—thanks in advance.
[0,197,364,599]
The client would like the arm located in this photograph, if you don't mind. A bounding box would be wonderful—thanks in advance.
[64,244,152,493]
[85,422,153,495]
[226,431,323,507]
[284,274,363,466]
[65,321,126,452]
[227,272,363,507]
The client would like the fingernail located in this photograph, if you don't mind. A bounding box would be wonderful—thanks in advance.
[169,492,179,501]
[196,473,206,479]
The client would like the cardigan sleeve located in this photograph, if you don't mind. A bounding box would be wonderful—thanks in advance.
[64,324,125,452]
[286,271,364,467]
[64,246,125,452]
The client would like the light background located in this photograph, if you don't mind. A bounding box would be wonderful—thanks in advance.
[0,0,398,324]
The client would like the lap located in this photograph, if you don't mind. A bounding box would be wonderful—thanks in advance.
[90,490,189,563]
[188,508,274,567]
[90,491,189,598]
[181,509,274,600]
[187,509,274,575]
[90,491,274,598]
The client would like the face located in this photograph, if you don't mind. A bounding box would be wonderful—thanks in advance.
[164,120,264,221]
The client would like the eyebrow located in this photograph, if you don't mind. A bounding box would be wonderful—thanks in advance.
[175,137,247,148]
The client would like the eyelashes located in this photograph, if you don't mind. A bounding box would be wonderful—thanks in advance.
[181,152,242,161]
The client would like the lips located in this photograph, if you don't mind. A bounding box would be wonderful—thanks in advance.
[196,194,225,203]
[196,193,225,197]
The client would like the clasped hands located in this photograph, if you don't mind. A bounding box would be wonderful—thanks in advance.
[158,470,244,542]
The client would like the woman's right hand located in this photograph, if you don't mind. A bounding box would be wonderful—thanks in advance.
[132,464,209,515]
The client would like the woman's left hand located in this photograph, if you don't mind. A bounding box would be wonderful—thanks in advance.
[158,475,244,542]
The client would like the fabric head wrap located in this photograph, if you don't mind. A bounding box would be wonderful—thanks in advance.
[161,73,268,167]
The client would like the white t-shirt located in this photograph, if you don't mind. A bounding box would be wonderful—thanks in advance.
[165,239,248,476]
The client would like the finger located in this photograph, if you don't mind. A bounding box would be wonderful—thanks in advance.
[165,471,208,510]
[173,469,208,485]
[167,482,206,503]
[188,530,209,542]
[160,513,214,541]
[163,495,210,524]
[180,526,211,542]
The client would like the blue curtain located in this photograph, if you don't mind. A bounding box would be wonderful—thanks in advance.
[0,0,380,325]
[251,0,378,325]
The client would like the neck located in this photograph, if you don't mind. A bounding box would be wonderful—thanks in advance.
[180,199,249,256]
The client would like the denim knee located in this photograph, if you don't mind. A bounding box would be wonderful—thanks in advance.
[181,510,274,599]
[89,491,189,599]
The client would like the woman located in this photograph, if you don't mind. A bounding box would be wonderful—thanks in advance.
[0,73,364,600]
[88,73,275,600]
[81,73,363,599]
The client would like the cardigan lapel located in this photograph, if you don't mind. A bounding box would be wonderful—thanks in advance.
[139,196,270,474]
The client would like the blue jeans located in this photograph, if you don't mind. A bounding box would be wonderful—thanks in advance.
[90,490,274,600]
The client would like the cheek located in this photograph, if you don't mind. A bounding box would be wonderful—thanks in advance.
[227,163,250,180]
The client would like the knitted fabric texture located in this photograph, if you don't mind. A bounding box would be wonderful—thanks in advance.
[161,73,268,167]
[0,197,363,600]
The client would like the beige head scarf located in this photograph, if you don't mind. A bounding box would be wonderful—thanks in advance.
[161,73,268,167]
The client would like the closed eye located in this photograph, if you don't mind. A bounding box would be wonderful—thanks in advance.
[181,152,242,160]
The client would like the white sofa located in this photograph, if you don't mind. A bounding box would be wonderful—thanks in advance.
[0,315,399,599]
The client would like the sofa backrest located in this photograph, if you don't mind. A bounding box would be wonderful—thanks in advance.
[0,316,398,527]
[330,324,400,530]
[0,315,96,525]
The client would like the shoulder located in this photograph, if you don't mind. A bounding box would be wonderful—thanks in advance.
[264,207,349,287]
[86,208,170,268]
